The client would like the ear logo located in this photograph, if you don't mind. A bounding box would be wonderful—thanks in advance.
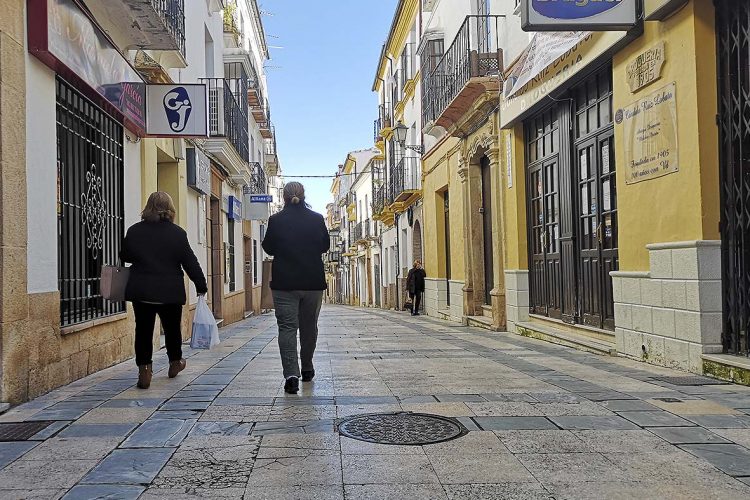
[163,87,192,133]
[532,0,623,20]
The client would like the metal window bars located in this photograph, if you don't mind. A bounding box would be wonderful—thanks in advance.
[56,77,126,327]
[422,15,504,127]
[390,157,421,199]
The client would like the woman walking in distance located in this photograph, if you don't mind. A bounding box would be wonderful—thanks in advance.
[121,192,208,389]
[407,260,427,316]
[262,182,330,394]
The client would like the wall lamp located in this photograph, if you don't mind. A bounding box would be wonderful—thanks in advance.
[393,121,424,155]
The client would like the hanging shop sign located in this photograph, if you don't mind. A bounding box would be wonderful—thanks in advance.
[503,31,591,99]
[228,196,243,221]
[146,84,208,137]
[186,148,211,195]
[27,0,146,133]
[616,82,679,184]
[501,31,629,128]
[521,0,639,32]
[243,187,272,221]
[626,42,666,93]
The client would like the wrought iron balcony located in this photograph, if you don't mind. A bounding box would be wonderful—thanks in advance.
[264,133,279,176]
[422,15,504,129]
[328,251,341,263]
[374,117,384,144]
[364,219,372,239]
[201,78,250,168]
[378,104,392,132]
[354,222,364,243]
[84,0,186,65]
[373,184,387,217]
[248,162,267,194]
[389,157,421,206]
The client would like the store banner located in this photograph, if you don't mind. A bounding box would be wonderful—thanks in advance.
[28,0,146,132]
[521,0,639,31]
[503,31,590,99]
[186,148,211,195]
[146,84,208,137]
[243,188,272,221]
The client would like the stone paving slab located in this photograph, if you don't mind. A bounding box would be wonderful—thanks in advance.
[0,309,749,498]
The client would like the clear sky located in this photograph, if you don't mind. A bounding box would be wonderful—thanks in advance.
[262,0,399,215]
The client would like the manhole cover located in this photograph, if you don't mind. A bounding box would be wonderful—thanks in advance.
[338,412,467,445]
[652,376,728,386]
[0,421,53,441]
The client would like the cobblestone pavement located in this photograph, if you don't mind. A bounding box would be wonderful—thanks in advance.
[2,306,750,499]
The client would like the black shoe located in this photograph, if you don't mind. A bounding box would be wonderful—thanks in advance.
[284,376,299,394]
[302,370,315,382]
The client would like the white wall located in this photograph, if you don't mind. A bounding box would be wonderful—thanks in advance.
[25,57,57,294]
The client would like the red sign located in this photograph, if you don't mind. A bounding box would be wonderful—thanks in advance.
[28,0,146,133]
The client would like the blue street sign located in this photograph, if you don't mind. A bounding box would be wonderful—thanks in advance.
[250,195,273,203]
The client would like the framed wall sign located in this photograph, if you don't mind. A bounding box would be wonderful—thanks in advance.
[146,84,208,137]
[521,0,639,32]
[186,147,211,195]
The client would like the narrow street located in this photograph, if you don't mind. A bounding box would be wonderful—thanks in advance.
[0,307,749,499]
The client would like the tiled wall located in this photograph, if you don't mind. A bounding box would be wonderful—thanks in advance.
[425,278,464,323]
[505,270,529,334]
[612,241,722,372]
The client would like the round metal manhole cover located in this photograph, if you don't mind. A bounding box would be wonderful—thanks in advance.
[338,412,467,445]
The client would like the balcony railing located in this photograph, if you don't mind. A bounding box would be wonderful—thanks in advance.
[374,117,383,144]
[152,0,186,57]
[248,162,267,194]
[373,184,387,217]
[364,219,372,239]
[422,15,504,126]
[201,78,250,163]
[354,222,364,243]
[390,157,421,202]
[328,251,341,263]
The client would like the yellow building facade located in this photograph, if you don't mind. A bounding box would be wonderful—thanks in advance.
[499,0,749,381]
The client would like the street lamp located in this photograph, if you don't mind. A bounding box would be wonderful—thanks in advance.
[393,121,424,155]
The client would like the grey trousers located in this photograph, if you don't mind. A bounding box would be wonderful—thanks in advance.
[272,290,324,379]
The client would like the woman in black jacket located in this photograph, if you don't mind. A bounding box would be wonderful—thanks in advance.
[407,260,427,316]
[121,192,208,389]
[262,182,330,394]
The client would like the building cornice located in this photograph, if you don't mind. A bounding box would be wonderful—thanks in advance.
[372,0,419,91]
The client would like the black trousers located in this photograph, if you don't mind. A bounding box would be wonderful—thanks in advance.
[133,302,183,366]
[410,292,422,314]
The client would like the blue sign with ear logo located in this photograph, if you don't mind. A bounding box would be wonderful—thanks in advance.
[532,0,623,20]
[163,87,193,133]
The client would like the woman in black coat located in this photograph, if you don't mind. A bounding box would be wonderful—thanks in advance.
[262,182,330,394]
[121,192,208,389]
[406,260,427,316]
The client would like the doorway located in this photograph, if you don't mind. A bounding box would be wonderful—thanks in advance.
[209,196,223,319]
[443,190,451,307]
[244,235,252,313]
[525,65,617,330]
[481,156,494,305]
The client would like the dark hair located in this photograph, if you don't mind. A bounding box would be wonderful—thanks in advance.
[142,191,176,223]
[283,182,306,206]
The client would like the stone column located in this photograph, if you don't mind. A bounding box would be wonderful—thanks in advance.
[486,147,507,331]
[458,160,474,322]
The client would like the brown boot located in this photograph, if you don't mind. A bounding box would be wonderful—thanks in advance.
[168,359,186,379]
[137,364,152,389]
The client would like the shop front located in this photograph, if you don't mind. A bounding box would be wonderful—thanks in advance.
[503,1,731,376]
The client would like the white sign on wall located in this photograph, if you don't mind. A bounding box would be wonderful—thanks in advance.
[521,0,639,32]
[146,84,208,137]
[243,188,272,221]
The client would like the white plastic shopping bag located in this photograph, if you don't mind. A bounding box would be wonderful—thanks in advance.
[190,296,220,349]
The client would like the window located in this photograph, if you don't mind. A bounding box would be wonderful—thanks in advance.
[56,77,125,326]
[251,136,255,161]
